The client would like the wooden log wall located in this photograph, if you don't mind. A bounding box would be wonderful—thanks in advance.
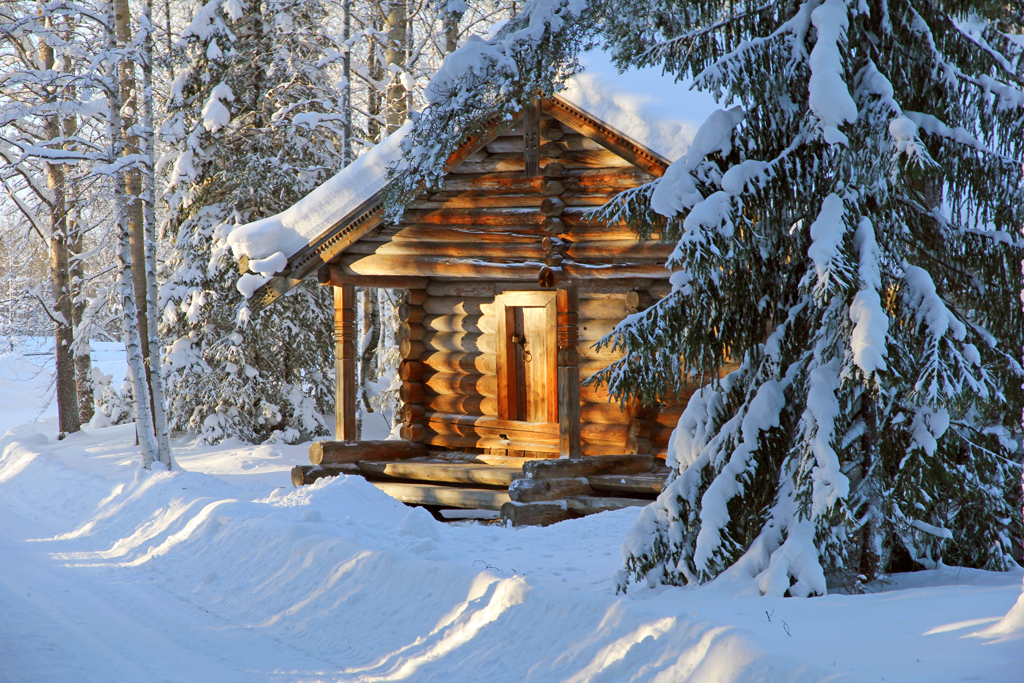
[371,112,688,460]
[396,281,673,458]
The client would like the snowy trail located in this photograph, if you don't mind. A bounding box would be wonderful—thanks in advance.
[0,501,333,683]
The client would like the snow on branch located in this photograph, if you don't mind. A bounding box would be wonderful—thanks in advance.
[807,0,857,144]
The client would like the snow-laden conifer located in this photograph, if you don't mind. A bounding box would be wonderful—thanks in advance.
[159,0,341,444]
[595,0,1024,593]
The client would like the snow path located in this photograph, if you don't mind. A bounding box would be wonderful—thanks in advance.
[0,503,330,683]
[1,341,1021,682]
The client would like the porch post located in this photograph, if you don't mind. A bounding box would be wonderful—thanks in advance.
[556,285,581,458]
[334,284,357,441]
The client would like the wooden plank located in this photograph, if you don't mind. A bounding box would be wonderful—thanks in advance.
[357,460,525,487]
[372,482,511,510]
[309,439,427,465]
[524,454,655,479]
[587,474,666,495]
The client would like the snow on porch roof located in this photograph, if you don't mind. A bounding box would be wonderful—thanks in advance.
[226,48,719,272]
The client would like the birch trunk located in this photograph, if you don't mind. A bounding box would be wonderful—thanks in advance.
[384,0,407,133]
[342,0,352,166]
[114,0,151,379]
[105,0,159,468]
[141,0,172,468]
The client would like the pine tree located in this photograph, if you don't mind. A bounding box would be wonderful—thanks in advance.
[159,0,342,444]
[590,0,1024,594]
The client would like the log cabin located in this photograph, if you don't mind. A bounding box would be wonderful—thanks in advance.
[228,52,719,524]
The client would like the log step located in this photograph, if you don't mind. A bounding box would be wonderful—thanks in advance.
[565,496,652,514]
[357,459,525,487]
[372,482,511,510]
[586,473,666,495]
[309,440,428,465]
[524,454,655,480]
[291,464,358,486]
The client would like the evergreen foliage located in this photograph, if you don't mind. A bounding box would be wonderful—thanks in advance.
[592,0,1024,594]
[159,0,342,444]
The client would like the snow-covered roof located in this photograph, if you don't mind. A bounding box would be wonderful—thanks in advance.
[227,122,411,267]
[558,50,718,163]
[227,48,719,268]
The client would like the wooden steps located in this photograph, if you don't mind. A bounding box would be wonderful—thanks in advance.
[293,440,671,526]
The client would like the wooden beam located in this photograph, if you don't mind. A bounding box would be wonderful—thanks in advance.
[500,501,575,527]
[587,473,666,495]
[543,97,671,178]
[508,477,594,503]
[319,264,429,290]
[291,464,359,486]
[524,454,655,479]
[357,460,525,487]
[557,285,582,458]
[334,285,357,441]
[308,439,427,465]
[565,496,652,514]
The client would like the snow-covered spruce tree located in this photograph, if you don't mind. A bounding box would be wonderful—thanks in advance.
[159,0,341,444]
[592,1,1024,594]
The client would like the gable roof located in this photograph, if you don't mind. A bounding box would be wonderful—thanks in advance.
[230,49,718,311]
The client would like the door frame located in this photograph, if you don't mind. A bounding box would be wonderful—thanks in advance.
[494,291,558,423]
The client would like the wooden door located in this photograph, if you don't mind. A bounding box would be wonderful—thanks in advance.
[496,292,557,424]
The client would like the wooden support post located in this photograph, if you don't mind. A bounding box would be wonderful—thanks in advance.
[334,284,357,441]
[524,96,541,178]
[557,285,582,459]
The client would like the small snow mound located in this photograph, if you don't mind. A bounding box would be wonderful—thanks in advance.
[398,507,441,540]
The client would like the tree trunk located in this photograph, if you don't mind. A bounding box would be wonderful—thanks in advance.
[444,10,461,54]
[342,0,352,166]
[105,0,159,468]
[39,15,80,437]
[141,0,173,468]
[114,0,151,378]
[384,0,406,133]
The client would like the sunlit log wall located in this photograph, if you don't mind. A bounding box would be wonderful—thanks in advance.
[340,113,693,460]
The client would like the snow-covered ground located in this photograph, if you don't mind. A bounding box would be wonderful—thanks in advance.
[1,338,1021,682]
